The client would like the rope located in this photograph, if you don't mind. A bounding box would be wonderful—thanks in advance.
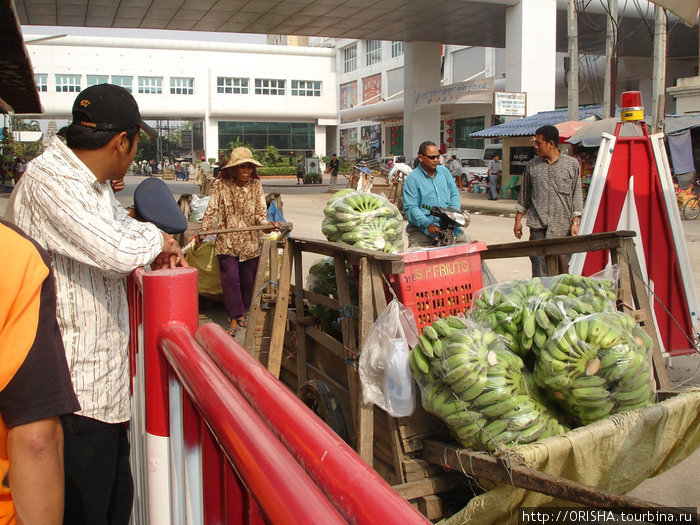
[251,279,278,304]
[618,250,700,354]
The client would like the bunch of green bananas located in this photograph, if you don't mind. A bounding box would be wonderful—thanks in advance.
[409,316,567,451]
[471,275,616,359]
[548,273,617,313]
[470,279,552,357]
[533,311,655,424]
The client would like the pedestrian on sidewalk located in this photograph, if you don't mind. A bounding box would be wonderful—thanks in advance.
[447,154,463,190]
[296,157,304,185]
[326,153,340,190]
[487,153,501,200]
[513,125,583,277]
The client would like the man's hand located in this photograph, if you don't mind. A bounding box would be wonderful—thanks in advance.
[427,223,440,235]
[110,178,125,193]
[514,218,523,239]
[153,232,189,270]
[571,223,579,236]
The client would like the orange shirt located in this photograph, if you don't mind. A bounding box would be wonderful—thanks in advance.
[0,223,51,523]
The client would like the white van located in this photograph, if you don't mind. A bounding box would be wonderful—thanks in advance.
[482,144,502,161]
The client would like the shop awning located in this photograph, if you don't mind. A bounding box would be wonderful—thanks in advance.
[470,106,606,138]
[0,0,42,113]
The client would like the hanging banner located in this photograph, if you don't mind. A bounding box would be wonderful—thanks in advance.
[414,77,494,110]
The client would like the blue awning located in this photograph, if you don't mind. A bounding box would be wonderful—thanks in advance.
[471,106,607,138]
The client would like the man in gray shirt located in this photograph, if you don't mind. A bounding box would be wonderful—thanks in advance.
[513,125,583,277]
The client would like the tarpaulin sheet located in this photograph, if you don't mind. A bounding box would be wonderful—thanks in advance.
[441,388,700,525]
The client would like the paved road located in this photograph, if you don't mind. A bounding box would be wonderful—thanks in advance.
[2,174,699,506]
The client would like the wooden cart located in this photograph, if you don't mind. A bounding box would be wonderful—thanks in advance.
[244,231,695,521]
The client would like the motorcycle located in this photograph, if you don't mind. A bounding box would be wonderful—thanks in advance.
[422,204,470,247]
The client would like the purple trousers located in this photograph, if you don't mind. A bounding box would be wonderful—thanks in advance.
[217,254,259,320]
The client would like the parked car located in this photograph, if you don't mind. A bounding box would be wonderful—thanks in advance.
[459,157,489,187]
[482,144,502,161]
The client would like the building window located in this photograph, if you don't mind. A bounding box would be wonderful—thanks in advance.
[455,116,486,149]
[291,80,321,97]
[365,40,382,66]
[138,76,163,94]
[343,44,357,73]
[55,74,81,93]
[391,41,404,58]
[255,79,285,96]
[219,121,314,155]
[35,74,47,92]
[112,76,133,93]
[86,75,108,87]
[170,77,194,95]
[217,77,249,94]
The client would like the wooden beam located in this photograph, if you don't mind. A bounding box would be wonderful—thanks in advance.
[482,231,635,260]
[391,476,455,500]
[620,239,670,390]
[290,237,404,274]
[293,244,307,389]
[354,256,373,463]
[266,240,293,379]
[421,440,695,521]
[244,239,273,355]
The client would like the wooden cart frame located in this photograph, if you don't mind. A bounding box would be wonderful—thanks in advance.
[244,231,688,521]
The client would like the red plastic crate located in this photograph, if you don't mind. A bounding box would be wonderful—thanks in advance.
[387,242,487,332]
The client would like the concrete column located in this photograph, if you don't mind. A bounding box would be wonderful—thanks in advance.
[505,0,557,116]
[314,124,327,156]
[203,115,218,161]
[403,41,442,161]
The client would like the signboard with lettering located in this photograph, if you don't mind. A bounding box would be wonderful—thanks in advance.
[414,77,494,109]
[510,146,535,175]
[494,92,527,116]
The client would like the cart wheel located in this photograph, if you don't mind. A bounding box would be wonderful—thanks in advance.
[298,380,348,442]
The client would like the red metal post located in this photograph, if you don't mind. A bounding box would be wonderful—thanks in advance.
[196,323,430,525]
[143,267,199,437]
[159,324,347,525]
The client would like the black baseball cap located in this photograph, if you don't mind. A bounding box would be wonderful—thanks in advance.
[72,83,158,138]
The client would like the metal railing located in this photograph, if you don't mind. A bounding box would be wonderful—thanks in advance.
[127,266,428,524]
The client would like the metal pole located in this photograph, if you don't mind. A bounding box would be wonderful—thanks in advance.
[651,6,667,133]
[603,0,618,117]
[567,0,579,122]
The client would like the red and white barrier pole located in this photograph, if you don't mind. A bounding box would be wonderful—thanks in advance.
[142,267,199,525]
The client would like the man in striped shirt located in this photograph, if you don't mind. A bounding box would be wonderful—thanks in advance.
[514,125,583,277]
[6,84,186,525]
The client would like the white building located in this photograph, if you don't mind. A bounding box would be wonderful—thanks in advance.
[23,35,339,160]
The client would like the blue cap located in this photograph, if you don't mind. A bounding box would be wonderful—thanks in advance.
[133,178,187,234]
[360,166,371,175]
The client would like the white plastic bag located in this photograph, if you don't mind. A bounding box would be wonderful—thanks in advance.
[359,299,419,417]
[188,195,211,222]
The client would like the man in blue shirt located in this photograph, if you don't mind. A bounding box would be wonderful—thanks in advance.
[402,141,469,248]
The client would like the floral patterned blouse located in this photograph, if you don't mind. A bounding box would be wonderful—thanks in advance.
[201,177,268,261]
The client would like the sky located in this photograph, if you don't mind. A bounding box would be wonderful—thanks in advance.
[21,25,267,44]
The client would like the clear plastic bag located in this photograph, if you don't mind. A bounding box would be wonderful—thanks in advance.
[533,310,655,425]
[322,189,404,253]
[468,267,620,358]
[409,316,567,451]
[359,299,419,417]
